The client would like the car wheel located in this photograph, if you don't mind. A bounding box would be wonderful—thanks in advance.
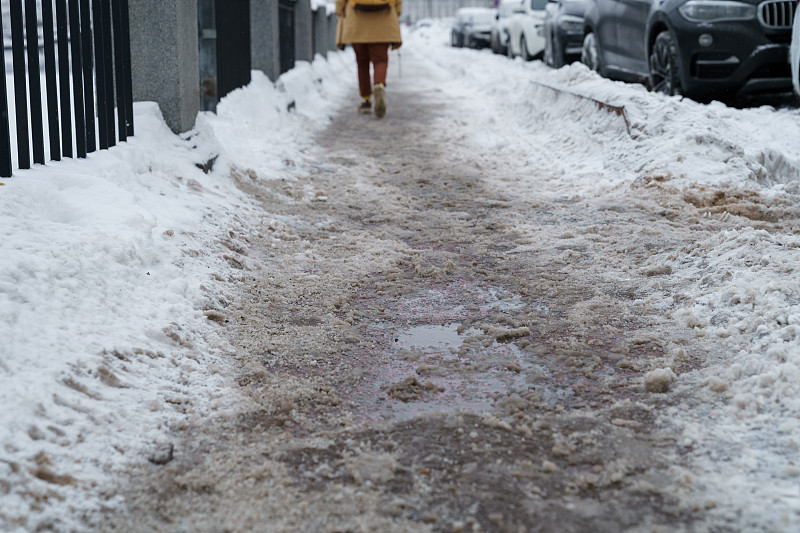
[507,34,515,58]
[491,32,500,54]
[545,30,565,68]
[521,35,532,61]
[796,58,800,98]
[551,33,565,68]
[649,31,682,96]
[581,32,601,74]
[451,31,462,48]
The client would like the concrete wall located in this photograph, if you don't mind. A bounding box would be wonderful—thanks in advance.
[128,0,340,132]
[129,0,199,133]
[312,7,328,58]
[295,0,313,63]
[328,13,338,51]
[251,0,280,81]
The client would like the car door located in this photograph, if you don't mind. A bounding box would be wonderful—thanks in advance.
[590,0,619,68]
[523,0,548,56]
[614,0,652,73]
[508,0,525,55]
[499,0,516,47]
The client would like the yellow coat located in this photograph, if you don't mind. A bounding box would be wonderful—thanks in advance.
[335,0,402,49]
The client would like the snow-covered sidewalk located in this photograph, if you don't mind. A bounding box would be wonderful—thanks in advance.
[3,19,800,531]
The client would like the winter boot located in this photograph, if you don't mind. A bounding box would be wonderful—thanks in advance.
[358,97,372,114]
[373,84,386,119]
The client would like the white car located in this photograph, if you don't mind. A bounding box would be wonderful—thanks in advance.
[490,0,518,55]
[451,7,497,49]
[792,9,800,96]
[506,0,548,60]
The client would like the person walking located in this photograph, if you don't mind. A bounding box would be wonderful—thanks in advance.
[335,0,402,119]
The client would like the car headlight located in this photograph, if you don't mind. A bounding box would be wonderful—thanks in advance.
[678,0,756,22]
[559,15,584,32]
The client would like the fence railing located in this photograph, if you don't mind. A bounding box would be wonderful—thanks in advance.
[2,0,341,174]
[1,0,134,178]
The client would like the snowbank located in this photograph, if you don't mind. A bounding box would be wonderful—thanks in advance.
[0,52,355,531]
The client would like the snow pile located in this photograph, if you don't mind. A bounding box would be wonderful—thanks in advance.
[0,54,355,531]
[206,55,353,175]
[0,103,242,530]
[406,19,800,195]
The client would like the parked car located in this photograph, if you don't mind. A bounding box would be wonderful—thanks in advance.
[543,0,589,67]
[507,0,549,60]
[581,0,796,101]
[451,7,497,49]
[491,0,519,55]
[791,5,800,96]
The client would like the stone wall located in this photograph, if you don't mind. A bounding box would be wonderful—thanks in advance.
[129,0,337,133]
[129,0,199,133]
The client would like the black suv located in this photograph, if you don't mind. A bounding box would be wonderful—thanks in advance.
[581,0,796,101]
[545,0,590,67]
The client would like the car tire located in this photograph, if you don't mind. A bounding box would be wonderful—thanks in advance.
[507,34,515,58]
[491,31,500,54]
[795,58,800,97]
[581,32,602,74]
[546,30,565,68]
[544,30,554,66]
[521,35,532,61]
[451,31,462,48]
[649,31,682,96]
[552,33,565,68]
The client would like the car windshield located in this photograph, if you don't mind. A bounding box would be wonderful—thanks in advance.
[530,0,548,10]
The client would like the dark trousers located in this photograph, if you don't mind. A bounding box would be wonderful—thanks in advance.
[352,43,390,98]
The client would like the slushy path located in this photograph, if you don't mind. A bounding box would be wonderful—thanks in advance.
[92,48,715,533]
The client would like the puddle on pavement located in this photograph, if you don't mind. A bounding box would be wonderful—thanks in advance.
[354,284,570,422]
[482,287,525,311]
[362,320,571,422]
[395,323,464,351]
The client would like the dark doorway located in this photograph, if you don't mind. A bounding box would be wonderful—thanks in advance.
[198,0,252,112]
[216,0,251,100]
[279,0,296,74]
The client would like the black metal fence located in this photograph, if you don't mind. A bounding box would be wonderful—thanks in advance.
[2,0,339,175]
[0,0,134,178]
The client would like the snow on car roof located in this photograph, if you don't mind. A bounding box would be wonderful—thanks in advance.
[456,7,497,22]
